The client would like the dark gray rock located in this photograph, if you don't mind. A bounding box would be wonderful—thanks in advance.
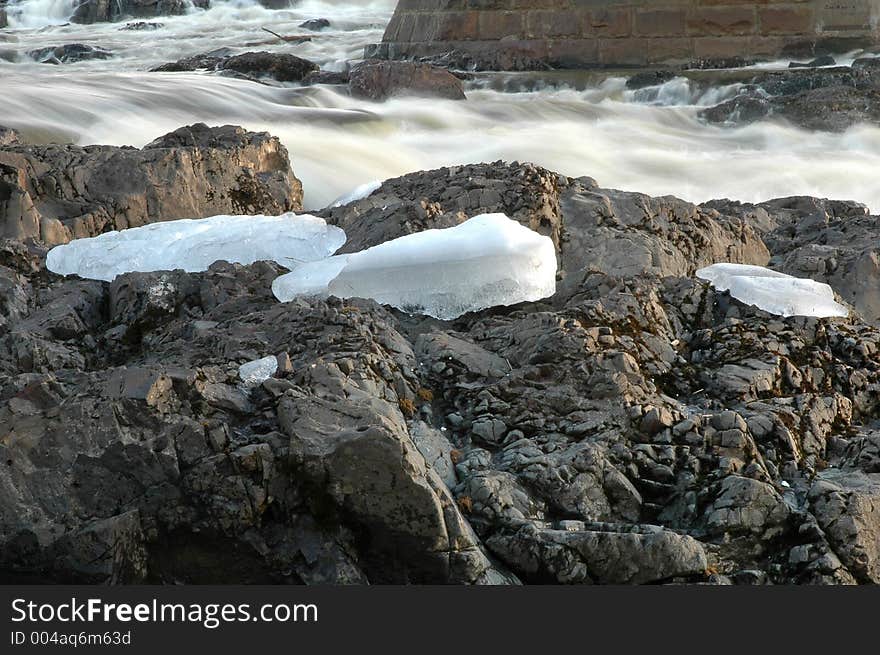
[220,51,318,83]
[789,55,836,68]
[4,155,880,585]
[28,44,113,65]
[626,70,677,90]
[302,69,350,86]
[300,18,330,31]
[71,0,199,24]
[119,21,164,31]
[700,65,880,131]
[152,50,318,84]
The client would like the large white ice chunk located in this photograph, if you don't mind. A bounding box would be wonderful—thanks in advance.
[238,356,279,387]
[272,213,558,320]
[46,213,347,282]
[697,263,848,318]
[330,179,383,208]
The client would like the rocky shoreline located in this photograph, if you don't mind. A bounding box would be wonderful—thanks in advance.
[2,123,879,584]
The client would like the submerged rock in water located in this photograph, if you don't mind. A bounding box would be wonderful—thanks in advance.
[151,50,318,84]
[789,55,836,69]
[46,213,345,282]
[272,213,556,320]
[699,64,880,131]
[0,123,302,245]
[697,263,848,318]
[300,18,330,31]
[71,0,199,25]
[219,52,319,83]
[28,44,114,64]
[119,21,164,31]
[349,60,466,101]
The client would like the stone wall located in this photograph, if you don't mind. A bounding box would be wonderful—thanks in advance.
[369,0,880,69]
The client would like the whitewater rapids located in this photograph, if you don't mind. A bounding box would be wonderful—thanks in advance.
[1,0,879,211]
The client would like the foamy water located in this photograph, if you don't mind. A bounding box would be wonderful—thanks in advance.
[1,0,879,211]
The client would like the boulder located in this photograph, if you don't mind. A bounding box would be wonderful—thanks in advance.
[700,65,880,132]
[810,471,880,583]
[71,0,199,24]
[152,50,318,84]
[348,60,466,101]
[300,18,330,31]
[488,523,708,584]
[28,44,113,65]
[0,123,302,244]
[219,51,318,83]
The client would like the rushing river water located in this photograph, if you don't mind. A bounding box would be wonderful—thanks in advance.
[2,0,879,211]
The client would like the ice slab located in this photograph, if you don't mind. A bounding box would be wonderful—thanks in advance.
[697,263,848,318]
[238,356,279,387]
[330,179,383,208]
[46,213,347,282]
[272,213,557,320]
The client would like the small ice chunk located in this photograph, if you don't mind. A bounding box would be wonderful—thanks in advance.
[330,180,383,208]
[272,213,557,320]
[697,263,848,318]
[238,356,279,387]
[46,213,346,282]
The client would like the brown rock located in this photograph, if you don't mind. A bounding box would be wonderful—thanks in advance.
[0,123,302,245]
[349,61,466,102]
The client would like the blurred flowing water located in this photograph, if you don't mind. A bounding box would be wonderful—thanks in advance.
[1,0,879,211]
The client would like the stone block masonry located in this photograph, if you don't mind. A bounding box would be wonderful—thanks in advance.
[368,1,880,70]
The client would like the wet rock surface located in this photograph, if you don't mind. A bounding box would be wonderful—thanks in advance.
[152,50,319,84]
[349,60,466,102]
[71,0,205,25]
[3,154,880,585]
[28,44,114,65]
[699,63,880,132]
[0,123,302,245]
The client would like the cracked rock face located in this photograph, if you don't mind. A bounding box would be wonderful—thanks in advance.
[2,155,880,585]
[0,123,302,245]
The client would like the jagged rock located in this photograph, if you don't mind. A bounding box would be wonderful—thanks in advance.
[300,19,330,31]
[348,61,466,102]
[700,65,880,131]
[0,126,19,147]
[302,69,350,86]
[28,44,113,64]
[277,361,511,584]
[150,51,229,72]
[0,123,302,245]
[703,196,880,323]
[151,50,318,84]
[487,523,708,584]
[626,70,677,90]
[789,55,836,69]
[809,471,880,583]
[71,0,200,25]
[119,22,164,31]
[219,52,318,82]
[703,476,791,539]
[4,155,880,585]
